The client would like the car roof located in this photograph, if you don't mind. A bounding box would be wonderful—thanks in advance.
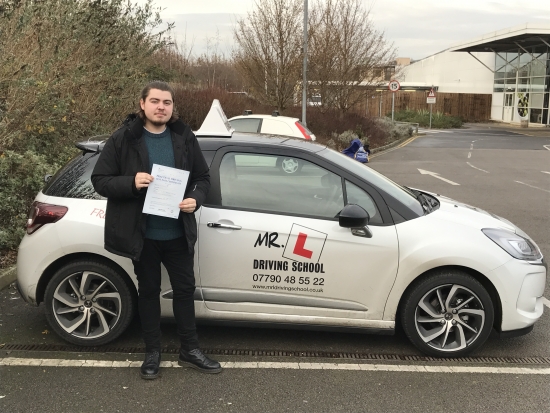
[229,114,299,122]
[84,131,325,154]
[198,132,326,153]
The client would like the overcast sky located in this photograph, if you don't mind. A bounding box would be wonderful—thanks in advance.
[137,0,550,60]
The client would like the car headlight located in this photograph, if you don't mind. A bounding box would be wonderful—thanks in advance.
[482,228,542,261]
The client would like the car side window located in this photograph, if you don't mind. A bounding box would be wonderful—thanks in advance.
[345,180,382,225]
[219,152,344,219]
[229,118,261,133]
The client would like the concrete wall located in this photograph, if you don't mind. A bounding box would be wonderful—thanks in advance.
[399,50,495,94]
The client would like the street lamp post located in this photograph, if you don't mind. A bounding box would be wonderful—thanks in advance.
[302,0,308,126]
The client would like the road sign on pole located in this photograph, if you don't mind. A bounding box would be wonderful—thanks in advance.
[427,88,436,104]
[427,87,436,129]
[302,0,308,126]
[388,80,400,121]
[388,80,400,93]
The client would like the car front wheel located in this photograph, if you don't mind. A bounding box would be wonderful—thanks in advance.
[400,270,494,357]
[44,260,135,346]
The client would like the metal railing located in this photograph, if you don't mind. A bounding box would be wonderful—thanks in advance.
[392,120,419,134]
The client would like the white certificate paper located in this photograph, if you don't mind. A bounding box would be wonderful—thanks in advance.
[142,164,190,219]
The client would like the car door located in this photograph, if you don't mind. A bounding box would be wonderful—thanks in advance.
[197,147,399,321]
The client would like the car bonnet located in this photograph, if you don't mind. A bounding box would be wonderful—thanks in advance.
[430,194,517,233]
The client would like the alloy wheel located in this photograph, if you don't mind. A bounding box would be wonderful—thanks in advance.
[414,283,486,352]
[281,158,300,174]
[52,271,122,339]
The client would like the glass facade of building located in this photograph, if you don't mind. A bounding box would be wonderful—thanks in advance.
[493,44,550,125]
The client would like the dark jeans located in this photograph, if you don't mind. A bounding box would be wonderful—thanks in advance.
[132,237,199,352]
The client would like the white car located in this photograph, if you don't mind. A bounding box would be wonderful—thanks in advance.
[228,113,316,141]
[16,102,546,357]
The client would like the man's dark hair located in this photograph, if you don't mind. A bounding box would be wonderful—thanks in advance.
[137,80,179,123]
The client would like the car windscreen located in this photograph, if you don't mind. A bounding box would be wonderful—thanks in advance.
[43,152,104,200]
[319,148,423,216]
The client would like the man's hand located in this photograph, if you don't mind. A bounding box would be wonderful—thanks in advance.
[179,198,196,213]
[135,172,154,189]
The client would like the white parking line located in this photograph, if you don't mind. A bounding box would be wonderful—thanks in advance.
[543,297,550,309]
[542,171,550,175]
[468,152,472,158]
[514,181,550,193]
[1,357,549,375]
[467,162,489,173]
[418,169,460,185]
[544,145,550,151]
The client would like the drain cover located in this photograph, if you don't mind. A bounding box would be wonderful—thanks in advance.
[1,343,548,365]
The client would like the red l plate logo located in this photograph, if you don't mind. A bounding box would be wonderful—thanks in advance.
[293,232,313,259]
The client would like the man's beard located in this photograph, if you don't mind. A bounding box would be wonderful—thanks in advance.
[148,118,169,127]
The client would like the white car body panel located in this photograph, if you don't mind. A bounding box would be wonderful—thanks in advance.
[382,197,545,332]
[261,118,295,136]
[198,206,399,323]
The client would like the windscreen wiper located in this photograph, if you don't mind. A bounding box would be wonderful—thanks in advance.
[405,187,432,213]
[418,193,432,213]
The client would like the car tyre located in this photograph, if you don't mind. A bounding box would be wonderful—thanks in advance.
[44,259,135,346]
[400,270,494,357]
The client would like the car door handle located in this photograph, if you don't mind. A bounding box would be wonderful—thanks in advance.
[207,222,242,230]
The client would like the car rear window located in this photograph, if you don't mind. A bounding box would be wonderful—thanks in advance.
[43,152,104,200]
[229,118,262,133]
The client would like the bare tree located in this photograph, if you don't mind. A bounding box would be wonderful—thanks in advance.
[187,31,245,91]
[172,25,195,84]
[199,30,224,89]
[233,0,303,111]
[153,25,195,86]
[309,0,396,112]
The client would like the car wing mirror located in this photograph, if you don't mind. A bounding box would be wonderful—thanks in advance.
[338,204,372,238]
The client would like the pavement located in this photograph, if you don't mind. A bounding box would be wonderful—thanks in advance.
[0,266,16,292]
[464,121,550,138]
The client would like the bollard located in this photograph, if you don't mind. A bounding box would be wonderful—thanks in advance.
[520,119,529,128]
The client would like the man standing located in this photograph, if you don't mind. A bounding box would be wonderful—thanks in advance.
[92,81,221,379]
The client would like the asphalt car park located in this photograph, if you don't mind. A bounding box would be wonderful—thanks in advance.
[1,124,549,412]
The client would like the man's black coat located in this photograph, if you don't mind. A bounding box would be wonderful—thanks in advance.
[91,114,210,261]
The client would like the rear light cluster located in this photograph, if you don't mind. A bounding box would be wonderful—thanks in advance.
[295,121,312,140]
[26,201,68,235]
